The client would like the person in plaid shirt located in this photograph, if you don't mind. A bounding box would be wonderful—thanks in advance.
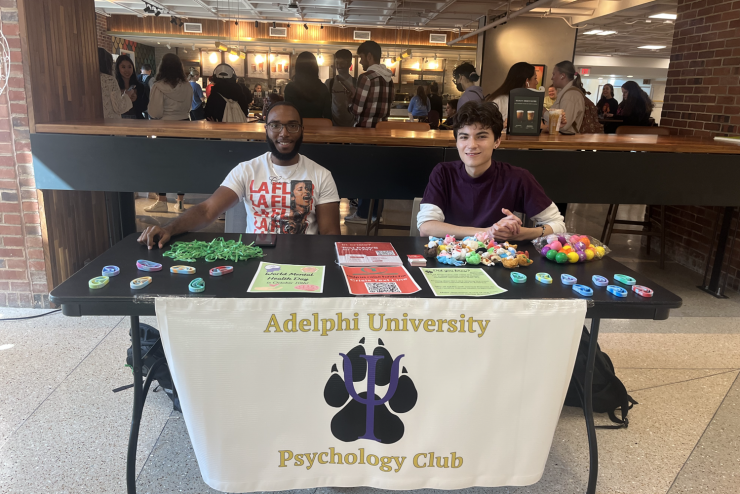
[349,41,395,128]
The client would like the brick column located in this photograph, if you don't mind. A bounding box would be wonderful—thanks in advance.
[96,12,112,52]
[661,0,740,137]
[649,0,740,293]
[0,0,48,308]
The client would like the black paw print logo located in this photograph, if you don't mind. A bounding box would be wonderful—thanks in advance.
[323,338,418,444]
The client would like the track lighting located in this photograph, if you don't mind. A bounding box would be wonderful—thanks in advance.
[235,20,239,25]
[155,8,161,16]
[304,24,308,30]
[273,21,276,28]
[255,21,259,27]
[321,24,324,29]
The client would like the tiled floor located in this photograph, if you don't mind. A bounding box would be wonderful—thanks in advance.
[2,203,739,494]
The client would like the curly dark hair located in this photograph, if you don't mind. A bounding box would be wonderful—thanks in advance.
[620,80,654,119]
[155,53,187,88]
[453,100,504,140]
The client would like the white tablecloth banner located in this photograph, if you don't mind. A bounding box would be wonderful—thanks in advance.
[156,297,586,493]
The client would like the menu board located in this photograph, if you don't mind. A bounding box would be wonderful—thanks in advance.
[248,53,268,78]
[202,51,221,78]
[508,88,545,136]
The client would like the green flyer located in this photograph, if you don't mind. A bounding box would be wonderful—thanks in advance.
[420,268,507,297]
[247,262,325,294]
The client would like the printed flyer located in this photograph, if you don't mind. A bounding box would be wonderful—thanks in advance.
[420,268,507,297]
[341,266,421,295]
[247,262,325,294]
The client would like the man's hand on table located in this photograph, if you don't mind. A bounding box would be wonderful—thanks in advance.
[138,226,172,249]
[489,208,522,241]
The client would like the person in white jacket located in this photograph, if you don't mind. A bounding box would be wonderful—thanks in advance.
[98,48,134,119]
[145,53,193,213]
[148,53,192,121]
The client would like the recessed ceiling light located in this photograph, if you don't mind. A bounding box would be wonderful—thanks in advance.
[638,45,666,49]
[627,75,633,77]
[649,13,677,20]
[598,77,603,80]
[610,74,616,77]
[583,29,603,35]
[596,30,617,35]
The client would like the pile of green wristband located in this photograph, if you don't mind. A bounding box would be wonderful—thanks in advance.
[163,235,265,263]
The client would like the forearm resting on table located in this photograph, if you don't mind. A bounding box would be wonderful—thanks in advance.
[418,220,483,238]
[497,225,553,242]
[164,187,238,236]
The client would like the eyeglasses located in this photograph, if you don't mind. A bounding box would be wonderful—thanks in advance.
[266,122,302,133]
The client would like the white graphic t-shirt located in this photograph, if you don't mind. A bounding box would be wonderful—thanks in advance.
[221,152,340,234]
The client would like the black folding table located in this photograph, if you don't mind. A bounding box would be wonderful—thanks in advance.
[49,233,682,494]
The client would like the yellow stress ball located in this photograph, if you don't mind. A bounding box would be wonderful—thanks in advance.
[561,245,573,253]
[585,249,595,261]
[567,252,580,263]
[595,246,606,257]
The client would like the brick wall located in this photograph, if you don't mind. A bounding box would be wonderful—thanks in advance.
[96,12,112,52]
[661,0,740,137]
[0,1,49,308]
[649,0,740,293]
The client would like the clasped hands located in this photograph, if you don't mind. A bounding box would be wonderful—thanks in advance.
[488,208,523,241]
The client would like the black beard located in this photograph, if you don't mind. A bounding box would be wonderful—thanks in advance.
[266,133,303,161]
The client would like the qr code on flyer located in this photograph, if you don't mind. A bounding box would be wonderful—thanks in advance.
[375,250,396,256]
[365,282,401,293]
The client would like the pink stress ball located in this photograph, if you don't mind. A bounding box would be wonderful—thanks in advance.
[550,240,562,251]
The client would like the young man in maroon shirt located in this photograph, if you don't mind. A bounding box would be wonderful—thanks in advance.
[417,101,566,241]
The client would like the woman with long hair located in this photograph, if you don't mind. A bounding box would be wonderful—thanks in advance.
[485,61,537,126]
[148,53,192,121]
[544,60,586,134]
[407,84,431,120]
[284,52,331,119]
[596,83,618,118]
[114,54,149,119]
[98,48,134,119]
[605,80,654,133]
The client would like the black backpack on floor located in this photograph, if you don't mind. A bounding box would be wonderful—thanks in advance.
[564,326,637,428]
[125,323,181,412]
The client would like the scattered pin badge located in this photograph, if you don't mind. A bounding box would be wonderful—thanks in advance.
[170,265,196,275]
[209,266,234,277]
[89,276,109,289]
[136,260,162,272]
[102,266,120,277]
[614,274,636,286]
[632,285,654,298]
[130,276,152,290]
[510,272,527,284]
[189,278,205,293]
[592,275,609,287]
[536,273,553,284]
[607,285,628,298]
[561,274,577,285]
[572,284,594,297]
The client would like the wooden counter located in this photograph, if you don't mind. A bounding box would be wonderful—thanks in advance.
[35,120,740,154]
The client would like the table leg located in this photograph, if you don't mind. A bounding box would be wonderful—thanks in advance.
[699,206,738,299]
[584,318,600,494]
[127,316,143,494]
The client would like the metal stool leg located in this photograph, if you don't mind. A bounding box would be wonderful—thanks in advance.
[601,205,614,243]
[584,318,601,494]
[659,206,666,269]
[364,199,375,236]
[645,206,652,256]
[127,316,143,494]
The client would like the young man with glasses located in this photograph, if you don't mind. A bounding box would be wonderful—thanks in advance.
[138,102,341,248]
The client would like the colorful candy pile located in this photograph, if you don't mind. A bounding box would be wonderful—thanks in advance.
[423,232,533,269]
[533,233,610,264]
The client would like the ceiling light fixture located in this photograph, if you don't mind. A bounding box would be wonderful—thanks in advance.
[304,23,308,30]
[583,30,603,35]
[215,41,229,52]
[321,24,324,29]
[627,75,633,78]
[273,21,276,28]
[638,45,666,49]
[596,30,616,35]
[649,13,677,20]
[192,44,196,50]
[209,52,219,64]
[155,8,161,16]
[317,52,324,65]
[288,1,298,9]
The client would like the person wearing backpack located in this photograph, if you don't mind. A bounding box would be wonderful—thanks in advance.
[543,60,602,135]
[204,64,251,122]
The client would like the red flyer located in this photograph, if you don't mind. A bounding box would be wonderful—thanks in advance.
[341,266,422,295]
[335,242,402,266]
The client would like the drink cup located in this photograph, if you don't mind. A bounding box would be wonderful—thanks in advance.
[549,109,563,133]
[516,110,523,120]
[527,110,534,121]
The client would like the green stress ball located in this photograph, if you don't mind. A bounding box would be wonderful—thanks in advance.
[555,252,569,264]
[546,249,558,261]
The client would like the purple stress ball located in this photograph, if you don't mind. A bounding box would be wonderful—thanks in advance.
[550,240,563,251]
[576,241,586,251]
[557,236,567,246]
[578,251,587,262]
[541,245,552,255]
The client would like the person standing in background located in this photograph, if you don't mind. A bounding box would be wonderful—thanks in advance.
[284,52,332,119]
[596,84,619,118]
[252,83,264,108]
[99,48,134,119]
[205,76,215,98]
[439,98,458,129]
[148,53,192,121]
[543,85,557,111]
[428,81,443,119]
[349,40,394,128]
[204,64,252,122]
[138,64,154,89]
[407,85,431,121]
[115,54,149,119]
[543,60,585,135]
[453,62,484,110]
[325,49,356,127]
[188,68,206,121]
[485,62,538,128]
